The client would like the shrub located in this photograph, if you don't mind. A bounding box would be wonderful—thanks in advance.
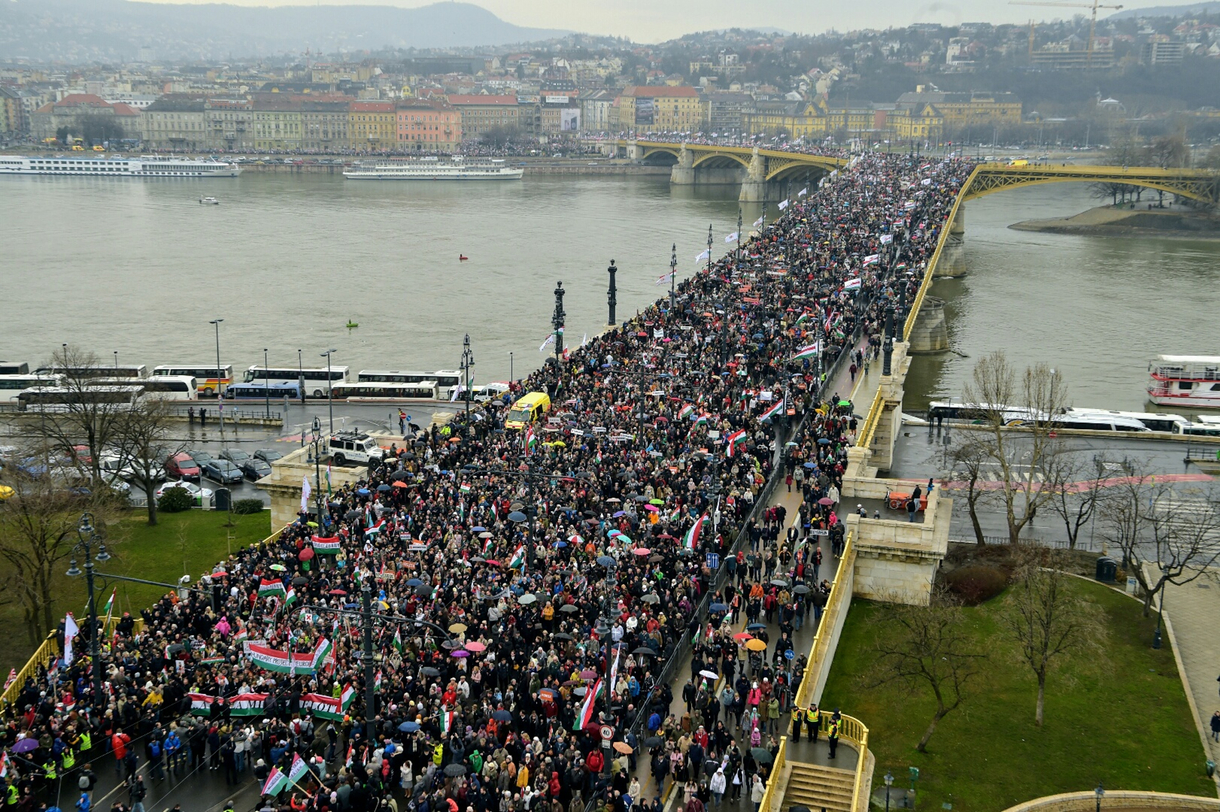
[233,499,264,515]
[157,486,195,513]
[944,565,1009,606]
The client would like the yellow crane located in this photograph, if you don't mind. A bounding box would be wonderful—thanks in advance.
[1010,0,1124,66]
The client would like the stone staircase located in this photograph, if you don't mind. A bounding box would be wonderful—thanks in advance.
[782,762,858,812]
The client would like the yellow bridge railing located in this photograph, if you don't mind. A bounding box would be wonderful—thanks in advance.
[796,530,856,708]
[902,164,977,343]
[757,736,788,812]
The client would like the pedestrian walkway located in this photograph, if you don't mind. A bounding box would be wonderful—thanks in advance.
[625,339,870,809]
[1160,571,1220,773]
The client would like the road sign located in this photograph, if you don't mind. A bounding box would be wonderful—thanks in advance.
[706,553,721,570]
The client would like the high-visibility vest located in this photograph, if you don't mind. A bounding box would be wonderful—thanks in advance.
[79,732,92,752]
[805,709,818,724]
[7,784,19,805]
[62,749,76,771]
[43,761,57,780]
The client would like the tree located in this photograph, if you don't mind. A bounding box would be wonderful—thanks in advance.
[1148,133,1189,169]
[866,593,985,752]
[1043,449,1107,550]
[1200,144,1220,170]
[112,397,179,526]
[948,436,992,546]
[1101,466,1220,619]
[959,352,1068,545]
[30,345,129,487]
[1001,549,1106,726]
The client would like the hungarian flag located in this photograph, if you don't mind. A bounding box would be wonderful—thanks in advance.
[459,483,472,495]
[283,588,297,609]
[525,425,538,451]
[790,343,820,362]
[691,413,710,428]
[340,683,356,711]
[262,766,289,797]
[288,753,312,789]
[440,707,456,736]
[843,278,862,292]
[677,403,695,420]
[229,693,269,717]
[482,537,494,556]
[374,671,383,692]
[507,545,526,569]
[364,518,386,537]
[795,312,809,325]
[725,429,746,457]
[759,400,783,422]
[311,536,341,554]
[101,588,116,620]
[188,693,214,716]
[573,679,603,731]
[0,752,8,780]
[862,254,880,266]
[683,514,707,552]
[259,578,286,600]
[301,692,344,722]
[392,628,404,654]
[3,668,16,693]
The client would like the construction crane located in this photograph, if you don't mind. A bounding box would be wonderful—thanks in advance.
[1010,0,1124,66]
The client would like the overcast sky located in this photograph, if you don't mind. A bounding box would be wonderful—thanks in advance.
[146,0,1190,42]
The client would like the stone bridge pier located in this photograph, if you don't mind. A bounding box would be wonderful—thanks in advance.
[938,203,967,278]
[907,296,949,354]
[739,148,768,202]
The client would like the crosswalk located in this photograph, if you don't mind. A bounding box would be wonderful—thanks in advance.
[976,463,1046,485]
[1151,495,1220,551]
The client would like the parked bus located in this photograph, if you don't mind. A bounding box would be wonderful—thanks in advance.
[1183,416,1220,437]
[224,382,302,400]
[330,382,440,402]
[0,374,59,402]
[244,365,348,398]
[153,364,233,397]
[357,369,463,399]
[92,376,198,402]
[17,385,144,412]
[36,363,148,379]
[0,361,30,375]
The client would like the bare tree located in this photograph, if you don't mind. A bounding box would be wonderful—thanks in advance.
[1001,549,1106,726]
[866,593,986,752]
[112,397,179,525]
[948,436,992,546]
[30,345,131,487]
[959,352,1068,545]
[1101,464,1220,618]
[1043,449,1107,550]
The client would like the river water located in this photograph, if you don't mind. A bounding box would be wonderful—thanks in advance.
[3,172,1217,411]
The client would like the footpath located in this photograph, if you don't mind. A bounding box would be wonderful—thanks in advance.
[1160,573,1220,779]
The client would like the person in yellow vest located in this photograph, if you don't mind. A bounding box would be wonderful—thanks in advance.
[79,731,92,754]
[5,780,18,808]
[805,703,820,744]
[43,758,58,781]
[790,705,803,742]
[62,747,77,772]
[432,743,444,766]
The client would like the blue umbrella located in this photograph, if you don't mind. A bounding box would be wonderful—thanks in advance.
[406,578,423,587]
[817,438,831,445]
[508,511,528,523]
[613,510,627,518]
[803,462,817,469]
[472,526,487,533]
[357,488,371,495]
[553,541,569,548]
[710,602,729,613]
[399,721,420,733]
[746,623,767,631]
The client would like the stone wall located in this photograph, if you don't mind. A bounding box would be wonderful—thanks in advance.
[1002,791,1220,811]
[842,487,952,606]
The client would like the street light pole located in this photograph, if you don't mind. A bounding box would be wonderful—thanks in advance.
[706,224,713,276]
[551,281,566,366]
[68,513,111,711]
[321,349,337,433]
[669,244,677,317]
[361,583,377,745]
[263,348,270,419]
[607,260,618,327]
[210,319,224,400]
[312,416,323,522]
[509,352,514,386]
[298,349,305,405]
[461,334,475,416]
[113,351,118,373]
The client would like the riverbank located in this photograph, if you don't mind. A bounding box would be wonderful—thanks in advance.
[1011,204,1220,239]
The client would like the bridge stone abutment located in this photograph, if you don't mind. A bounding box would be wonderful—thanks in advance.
[739,148,768,202]
[670,145,695,185]
[907,296,949,354]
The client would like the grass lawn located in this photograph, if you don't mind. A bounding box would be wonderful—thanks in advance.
[821,577,1214,811]
[0,509,273,675]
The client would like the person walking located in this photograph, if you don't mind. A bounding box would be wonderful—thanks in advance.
[709,767,726,807]
[1211,711,1220,743]
[749,774,765,812]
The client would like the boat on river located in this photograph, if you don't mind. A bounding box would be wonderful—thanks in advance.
[0,155,241,178]
[1148,355,1220,409]
[342,156,523,181]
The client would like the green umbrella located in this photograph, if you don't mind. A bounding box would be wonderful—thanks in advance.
[650,499,664,506]
[838,400,851,407]
[306,521,319,528]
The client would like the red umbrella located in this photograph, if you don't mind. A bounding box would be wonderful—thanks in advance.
[329,589,347,596]
[632,548,651,556]
[733,632,754,642]
[299,547,315,561]
[464,641,486,652]
[580,669,598,680]
[393,481,411,489]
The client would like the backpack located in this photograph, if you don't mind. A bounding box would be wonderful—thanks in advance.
[150,741,161,758]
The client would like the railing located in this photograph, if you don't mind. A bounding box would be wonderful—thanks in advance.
[902,164,979,342]
[795,529,856,708]
[833,713,872,811]
[757,736,787,812]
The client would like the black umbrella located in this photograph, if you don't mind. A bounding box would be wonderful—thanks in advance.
[420,667,440,677]
[491,709,512,722]
[444,764,467,777]
[292,576,308,586]
[559,604,578,614]
[633,647,658,657]
[751,748,773,764]
[377,484,391,493]
[553,633,574,641]
[793,585,810,595]
[345,509,361,522]
[644,736,664,748]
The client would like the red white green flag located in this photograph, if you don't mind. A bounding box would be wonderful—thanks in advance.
[573,678,603,731]
[759,400,783,422]
[311,536,341,554]
[262,766,289,797]
[683,514,707,552]
[258,578,287,600]
[725,429,746,456]
[507,545,526,569]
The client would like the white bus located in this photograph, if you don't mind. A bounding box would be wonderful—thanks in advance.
[36,363,148,379]
[244,365,348,398]
[0,361,30,376]
[17,385,144,412]
[357,369,462,399]
[153,364,233,397]
[0,374,60,402]
[92,376,198,401]
[330,382,440,403]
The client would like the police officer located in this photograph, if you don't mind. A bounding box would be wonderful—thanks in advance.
[790,705,803,743]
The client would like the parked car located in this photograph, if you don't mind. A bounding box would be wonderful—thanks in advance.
[201,458,242,484]
[220,449,250,465]
[189,450,216,468]
[165,452,201,481]
[254,448,283,463]
[155,480,213,506]
[241,458,272,481]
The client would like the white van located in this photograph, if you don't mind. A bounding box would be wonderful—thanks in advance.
[473,382,511,403]
[327,432,385,466]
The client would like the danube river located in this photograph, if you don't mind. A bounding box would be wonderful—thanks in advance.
[3,170,1217,410]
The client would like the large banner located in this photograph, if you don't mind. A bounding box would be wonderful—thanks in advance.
[635,99,654,127]
[188,692,269,716]
[244,638,333,675]
[560,108,580,132]
[301,685,355,721]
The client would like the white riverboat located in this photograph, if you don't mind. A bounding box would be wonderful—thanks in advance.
[343,156,523,181]
[0,155,241,178]
[1147,355,1220,409]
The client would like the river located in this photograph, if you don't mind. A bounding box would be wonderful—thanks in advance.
[4,171,1218,411]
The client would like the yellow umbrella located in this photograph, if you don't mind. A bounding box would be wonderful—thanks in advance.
[449,622,468,634]
[745,638,768,652]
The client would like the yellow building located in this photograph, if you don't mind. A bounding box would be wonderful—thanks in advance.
[888,104,944,140]
[348,101,396,151]
[895,86,1020,130]
[743,100,827,138]
[251,97,302,151]
[613,86,706,131]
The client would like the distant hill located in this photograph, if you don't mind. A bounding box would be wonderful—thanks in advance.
[1110,1,1220,18]
[0,0,571,62]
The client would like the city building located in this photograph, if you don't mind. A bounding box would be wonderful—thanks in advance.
[141,96,208,150]
[30,93,141,143]
[348,101,395,151]
[706,92,755,134]
[613,86,706,131]
[395,99,462,152]
[1141,37,1186,66]
[895,85,1021,130]
[0,86,25,135]
[446,95,519,141]
[299,99,350,152]
[252,96,303,152]
[205,98,254,152]
[578,89,613,134]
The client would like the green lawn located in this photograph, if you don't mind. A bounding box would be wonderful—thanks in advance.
[821,578,1214,811]
[0,509,273,675]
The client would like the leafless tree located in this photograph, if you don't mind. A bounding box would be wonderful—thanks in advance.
[866,592,986,752]
[112,397,180,526]
[1001,549,1106,726]
[948,436,992,546]
[1043,449,1108,550]
[959,351,1068,545]
[1101,463,1220,619]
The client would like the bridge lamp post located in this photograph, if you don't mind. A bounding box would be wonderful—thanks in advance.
[706,224,713,276]
[606,259,618,327]
[668,244,677,318]
[735,210,742,264]
[321,348,337,433]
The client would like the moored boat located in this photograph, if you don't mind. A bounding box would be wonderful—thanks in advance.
[343,156,522,180]
[1147,355,1220,409]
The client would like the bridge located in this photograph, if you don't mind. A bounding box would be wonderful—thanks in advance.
[606,140,849,201]
[959,162,1219,205]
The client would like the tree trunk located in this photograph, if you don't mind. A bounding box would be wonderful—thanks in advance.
[145,480,159,526]
[1142,590,1154,618]
[916,707,948,753]
[38,571,54,639]
[1036,677,1045,727]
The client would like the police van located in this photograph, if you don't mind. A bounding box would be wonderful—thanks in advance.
[327,432,385,466]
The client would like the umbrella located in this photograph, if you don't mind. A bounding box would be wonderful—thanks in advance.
[746,623,766,631]
[818,438,831,445]
[745,639,768,652]
[444,764,467,777]
[613,741,634,755]
[479,531,492,539]
[518,593,537,605]
[559,604,578,613]
[644,736,664,748]
[329,589,347,596]
[452,650,469,658]
[392,481,410,489]
[573,687,587,697]
[709,602,728,613]
[377,484,391,492]
[793,585,811,595]
[612,510,627,518]
[751,748,774,764]
[649,554,664,563]
[733,632,754,642]
[580,669,598,680]
[605,498,621,503]
[356,488,370,495]
[770,579,790,587]
[507,511,528,523]
[472,526,488,533]
[12,739,38,754]
[292,576,308,586]
[633,647,658,657]
[633,547,651,557]
[492,709,513,722]
[270,564,286,572]
[299,547,314,561]
[464,641,486,652]
[345,509,361,522]
[643,505,659,513]
[398,721,417,733]
[420,667,440,677]
[699,669,719,680]
[305,521,318,529]
[803,462,817,469]
[596,556,617,568]
[449,622,468,633]
[407,578,424,587]
[553,541,569,548]
[552,633,574,641]
[649,498,664,505]
[818,497,834,506]
[641,594,660,604]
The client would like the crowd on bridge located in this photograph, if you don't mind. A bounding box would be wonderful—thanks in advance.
[0,145,974,812]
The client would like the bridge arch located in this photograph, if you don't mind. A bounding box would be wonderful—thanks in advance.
[765,160,835,184]
[691,152,751,170]
[961,164,1219,205]
[639,147,680,166]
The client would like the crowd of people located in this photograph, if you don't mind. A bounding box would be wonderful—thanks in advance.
[0,146,974,812]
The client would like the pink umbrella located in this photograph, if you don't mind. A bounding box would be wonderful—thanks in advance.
[633,548,652,556]
[580,669,598,680]
[643,505,659,513]
[464,641,486,653]
[299,547,315,561]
